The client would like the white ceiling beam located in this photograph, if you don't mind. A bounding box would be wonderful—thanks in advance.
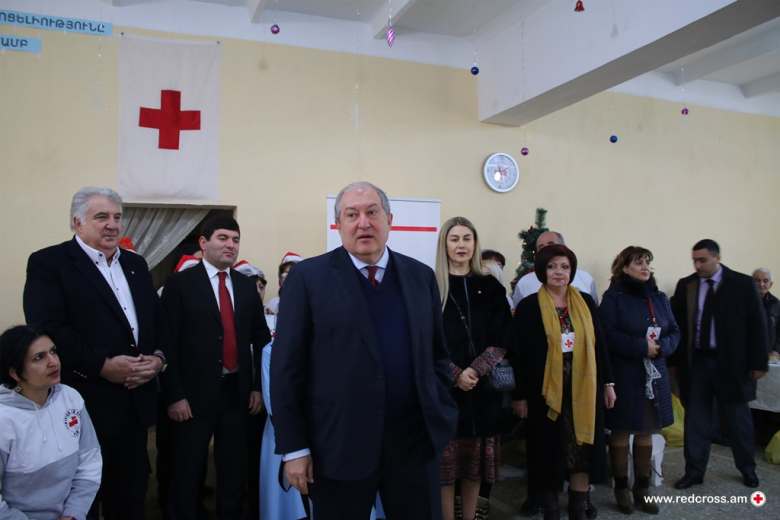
[740,71,780,98]
[371,0,418,39]
[669,28,780,85]
[246,0,270,24]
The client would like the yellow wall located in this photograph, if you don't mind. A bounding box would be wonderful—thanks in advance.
[2,26,779,324]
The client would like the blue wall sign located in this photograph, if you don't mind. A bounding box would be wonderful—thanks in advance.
[0,10,112,36]
[0,34,41,53]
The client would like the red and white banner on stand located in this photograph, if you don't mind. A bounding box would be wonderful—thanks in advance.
[118,36,221,200]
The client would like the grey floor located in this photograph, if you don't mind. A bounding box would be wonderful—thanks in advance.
[489,443,780,520]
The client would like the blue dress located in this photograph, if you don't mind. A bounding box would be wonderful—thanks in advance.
[259,341,386,519]
[260,341,307,520]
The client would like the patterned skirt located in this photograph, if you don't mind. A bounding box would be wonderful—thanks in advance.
[439,436,501,485]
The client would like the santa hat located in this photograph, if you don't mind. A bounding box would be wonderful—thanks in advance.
[174,254,201,273]
[280,251,303,265]
[233,260,266,281]
[119,236,136,253]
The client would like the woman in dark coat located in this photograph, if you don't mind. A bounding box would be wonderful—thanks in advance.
[511,244,615,520]
[436,217,513,520]
[599,246,680,514]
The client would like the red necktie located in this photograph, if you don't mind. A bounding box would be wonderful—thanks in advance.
[366,265,379,288]
[218,272,238,371]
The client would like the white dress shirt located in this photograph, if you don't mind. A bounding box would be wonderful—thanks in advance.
[282,247,390,463]
[76,235,139,344]
[202,258,235,309]
[511,268,598,310]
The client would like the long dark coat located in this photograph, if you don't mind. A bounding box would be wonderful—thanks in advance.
[598,275,680,431]
[510,292,613,487]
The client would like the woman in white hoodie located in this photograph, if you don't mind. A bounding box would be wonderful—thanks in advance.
[0,325,102,520]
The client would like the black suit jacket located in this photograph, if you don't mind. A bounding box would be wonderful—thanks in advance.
[23,238,160,435]
[160,262,270,417]
[669,265,769,403]
[270,247,458,480]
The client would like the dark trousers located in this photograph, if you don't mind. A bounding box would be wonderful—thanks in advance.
[683,352,756,478]
[170,375,248,519]
[88,423,150,520]
[311,415,440,520]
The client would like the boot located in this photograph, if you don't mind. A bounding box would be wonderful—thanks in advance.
[585,489,598,519]
[567,490,588,520]
[613,477,634,514]
[633,444,659,514]
[632,477,659,515]
[475,496,490,520]
[542,490,560,520]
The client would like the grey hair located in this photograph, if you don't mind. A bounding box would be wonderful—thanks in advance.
[753,268,772,281]
[70,187,123,230]
[537,230,565,246]
[334,181,391,223]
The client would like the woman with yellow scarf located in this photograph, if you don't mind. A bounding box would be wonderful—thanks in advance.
[511,244,616,520]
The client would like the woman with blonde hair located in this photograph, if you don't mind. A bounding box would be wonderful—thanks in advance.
[436,217,513,520]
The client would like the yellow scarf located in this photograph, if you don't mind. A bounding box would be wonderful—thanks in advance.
[539,285,597,445]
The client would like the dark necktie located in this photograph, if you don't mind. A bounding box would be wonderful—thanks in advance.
[218,272,238,371]
[699,279,715,350]
[366,265,379,288]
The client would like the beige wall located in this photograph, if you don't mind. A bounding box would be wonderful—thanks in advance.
[2,26,779,325]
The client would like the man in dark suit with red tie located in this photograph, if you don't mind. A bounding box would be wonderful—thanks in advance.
[161,216,270,519]
[669,239,768,490]
[271,181,457,520]
[24,187,164,520]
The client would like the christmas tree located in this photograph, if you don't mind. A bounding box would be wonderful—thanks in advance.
[514,208,548,282]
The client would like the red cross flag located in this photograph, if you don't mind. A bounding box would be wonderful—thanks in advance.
[118,36,221,200]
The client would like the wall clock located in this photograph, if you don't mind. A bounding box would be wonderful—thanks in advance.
[483,152,519,193]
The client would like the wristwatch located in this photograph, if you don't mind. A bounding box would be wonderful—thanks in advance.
[152,350,168,373]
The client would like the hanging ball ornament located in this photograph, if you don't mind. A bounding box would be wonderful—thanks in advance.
[574,1,585,12]
[470,65,480,76]
[681,107,689,115]
[521,147,529,156]
[609,134,618,143]
[270,24,280,35]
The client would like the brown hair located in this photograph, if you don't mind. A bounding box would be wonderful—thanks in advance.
[610,246,653,280]
[534,244,578,285]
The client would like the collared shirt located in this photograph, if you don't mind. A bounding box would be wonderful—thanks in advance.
[202,259,237,374]
[347,247,390,284]
[696,265,723,349]
[76,235,139,344]
[202,258,235,309]
[282,247,390,463]
[511,269,598,310]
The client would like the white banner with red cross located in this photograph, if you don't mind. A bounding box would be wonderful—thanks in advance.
[118,35,221,200]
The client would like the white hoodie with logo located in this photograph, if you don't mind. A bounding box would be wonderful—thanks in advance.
[0,384,102,519]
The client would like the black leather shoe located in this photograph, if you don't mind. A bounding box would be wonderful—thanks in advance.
[674,474,703,489]
[742,473,759,488]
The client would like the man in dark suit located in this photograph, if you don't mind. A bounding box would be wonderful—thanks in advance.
[161,216,270,519]
[23,187,163,520]
[669,239,768,489]
[271,181,457,520]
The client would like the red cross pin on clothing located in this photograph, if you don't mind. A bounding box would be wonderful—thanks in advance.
[69,416,79,427]
[139,90,201,150]
[750,491,767,507]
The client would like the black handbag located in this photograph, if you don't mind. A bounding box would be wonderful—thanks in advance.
[449,278,516,393]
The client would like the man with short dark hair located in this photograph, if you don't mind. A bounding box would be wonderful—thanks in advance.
[24,186,163,520]
[670,239,768,489]
[271,181,457,519]
[161,216,270,518]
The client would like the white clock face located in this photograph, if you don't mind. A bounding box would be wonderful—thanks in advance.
[483,153,519,193]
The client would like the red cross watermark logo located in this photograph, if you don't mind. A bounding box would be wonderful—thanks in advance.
[750,490,767,508]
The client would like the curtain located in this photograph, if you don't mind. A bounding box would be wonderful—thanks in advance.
[122,207,209,269]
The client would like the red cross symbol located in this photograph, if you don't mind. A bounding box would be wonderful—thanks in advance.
[753,493,764,505]
[649,332,657,340]
[565,339,573,348]
[68,416,79,427]
[139,90,201,150]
